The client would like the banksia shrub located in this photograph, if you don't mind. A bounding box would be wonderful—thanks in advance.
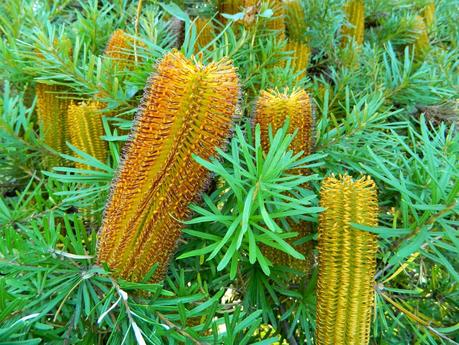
[97,51,239,282]
[341,0,365,46]
[316,175,378,345]
[284,0,306,41]
[254,89,314,275]
[67,101,108,170]
[35,83,71,167]
[285,40,310,81]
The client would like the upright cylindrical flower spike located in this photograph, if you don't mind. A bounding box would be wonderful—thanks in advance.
[104,29,142,70]
[341,0,365,46]
[264,0,286,37]
[413,15,430,59]
[284,0,307,41]
[316,175,378,345]
[97,51,239,282]
[35,83,71,167]
[67,101,108,170]
[194,17,216,50]
[285,40,310,81]
[255,89,313,156]
[254,89,314,275]
[422,2,435,29]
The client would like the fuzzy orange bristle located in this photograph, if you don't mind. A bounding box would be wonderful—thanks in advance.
[97,51,239,282]
[67,101,107,170]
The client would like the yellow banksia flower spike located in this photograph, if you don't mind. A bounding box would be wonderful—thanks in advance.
[254,89,314,276]
[284,0,306,41]
[264,0,286,37]
[67,101,108,170]
[285,40,310,81]
[413,15,430,59]
[97,50,239,282]
[422,2,435,29]
[341,0,365,46]
[194,17,216,50]
[35,83,71,167]
[316,174,378,345]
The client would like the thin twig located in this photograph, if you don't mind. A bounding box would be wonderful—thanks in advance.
[279,303,298,345]
[156,312,204,345]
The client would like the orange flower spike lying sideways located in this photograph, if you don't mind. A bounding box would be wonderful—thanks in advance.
[316,175,379,345]
[97,50,240,282]
[254,88,314,276]
[67,101,108,170]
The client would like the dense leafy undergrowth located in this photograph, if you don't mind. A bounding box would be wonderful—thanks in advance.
[0,0,458,344]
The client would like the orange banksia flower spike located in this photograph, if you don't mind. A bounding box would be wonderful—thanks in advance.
[254,88,313,156]
[104,29,143,70]
[67,101,108,170]
[316,175,378,345]
[254,89,314,275]
[97,50,240,282]
[341,0,365,46]
[194,17,216,50]
[35,83,71,167]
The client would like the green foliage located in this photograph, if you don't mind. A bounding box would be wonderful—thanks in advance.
[180,123,324,277]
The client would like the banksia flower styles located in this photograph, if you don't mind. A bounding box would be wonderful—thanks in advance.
[67,101,108,170]
[316,175,378,345]
[254,89,314,275]
[97,51,239,282]
[35,83,71,167]
[341,0,365,46]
